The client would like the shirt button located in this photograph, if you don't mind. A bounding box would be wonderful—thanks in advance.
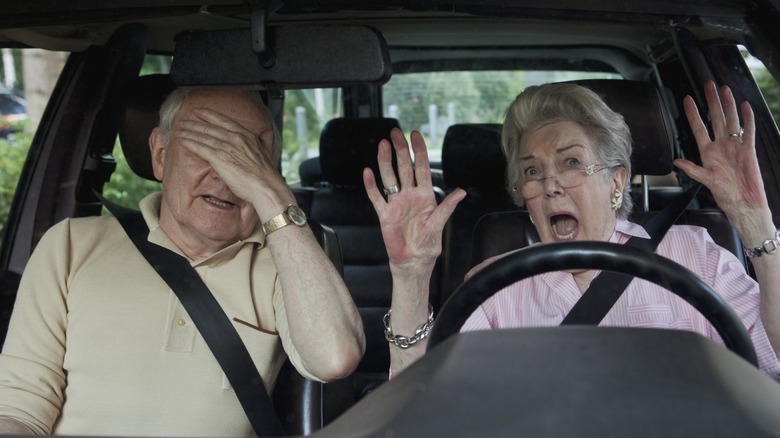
[176,318,186,327]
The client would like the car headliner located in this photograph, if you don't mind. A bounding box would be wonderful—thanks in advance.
[0,0,773,58]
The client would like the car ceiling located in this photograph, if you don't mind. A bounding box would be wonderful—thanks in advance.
[0,0,765,45]
[0,0,776,82]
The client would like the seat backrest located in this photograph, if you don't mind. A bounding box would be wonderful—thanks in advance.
[303,117,407,399]
[118,74,352,433]
[118,73,175,181]
[565,79,681,212]
[438,123,517,307]
[298,156,326,188]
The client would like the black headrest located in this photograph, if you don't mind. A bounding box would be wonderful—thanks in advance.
[441,123,506,191]
[566,79,675,176]
[299,156,323,186]
[319,117,401,186]
[118,74,176,181]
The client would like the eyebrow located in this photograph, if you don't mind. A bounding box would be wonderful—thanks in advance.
[518,143,585,162]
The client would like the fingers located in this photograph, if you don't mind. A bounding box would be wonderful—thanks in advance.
[685,81,753,145]
[393,129,416,189]
[673,158,709,186]
[741,100,756,147]
[363,167,386,210]
[683,95,711,147]
[375,128,435,197]
[430,189,466,228]
[703,81,728,138]
[377,138,400,191]
[717,84,742,137]
[409,131,433,190]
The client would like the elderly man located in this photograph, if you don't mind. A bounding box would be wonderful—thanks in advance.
[0,88,364,436]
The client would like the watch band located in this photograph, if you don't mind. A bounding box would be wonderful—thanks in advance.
[261,204,307,236]
[743,229,780,259]
[262,211,291,235]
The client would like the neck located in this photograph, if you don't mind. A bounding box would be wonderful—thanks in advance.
[157,216,227,261]
[573,270,596,293]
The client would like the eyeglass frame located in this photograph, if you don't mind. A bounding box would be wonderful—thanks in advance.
[511,163,612,198]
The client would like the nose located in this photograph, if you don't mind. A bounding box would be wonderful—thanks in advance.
[207,166,224,182]
[542,174,563,196]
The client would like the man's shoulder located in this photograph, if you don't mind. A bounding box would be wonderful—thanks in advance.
[40,215,125,248]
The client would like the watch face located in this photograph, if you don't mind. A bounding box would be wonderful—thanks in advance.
[288,205,307,226]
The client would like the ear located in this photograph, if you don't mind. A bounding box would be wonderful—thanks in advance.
[612,166,628,193]
[149,127,166,182]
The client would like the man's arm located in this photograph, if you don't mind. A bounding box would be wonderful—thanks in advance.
[174,106,365,381]
[265,223,365,380]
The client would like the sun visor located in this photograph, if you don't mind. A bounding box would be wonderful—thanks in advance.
[170,25,392,89]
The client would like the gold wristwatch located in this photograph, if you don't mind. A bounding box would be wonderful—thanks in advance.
[262,204,307,235]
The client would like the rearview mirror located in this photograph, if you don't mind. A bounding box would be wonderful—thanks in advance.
[171,25,392,89]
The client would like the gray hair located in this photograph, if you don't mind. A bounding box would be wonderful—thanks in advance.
[157,88,283,163]
[501,82,633,218]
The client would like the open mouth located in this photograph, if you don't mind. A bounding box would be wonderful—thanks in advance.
[550,214,578,241]
[202,195,236,208]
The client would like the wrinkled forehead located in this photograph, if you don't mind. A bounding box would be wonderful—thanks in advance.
[177,89,271,138]
[518,120,599,161]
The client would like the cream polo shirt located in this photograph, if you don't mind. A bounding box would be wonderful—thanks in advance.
[0,193,317,436]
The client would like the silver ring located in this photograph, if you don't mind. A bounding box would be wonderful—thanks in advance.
[383,184,399,196]
[729,127,744,139]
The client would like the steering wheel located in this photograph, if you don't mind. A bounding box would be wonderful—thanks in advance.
[427,241,758,366]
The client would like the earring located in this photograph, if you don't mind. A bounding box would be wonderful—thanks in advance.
[611,189,623,211]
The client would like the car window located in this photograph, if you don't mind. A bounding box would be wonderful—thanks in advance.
[281,88,343,184]
[382,70,622,162]
[744,49,780,125]
[0,48,61,236]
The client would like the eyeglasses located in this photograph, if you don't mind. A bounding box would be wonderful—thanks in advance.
[513,163,609,199]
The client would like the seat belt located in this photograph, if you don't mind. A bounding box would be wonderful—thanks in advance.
[561,183,701,325]
[96,193,285,437]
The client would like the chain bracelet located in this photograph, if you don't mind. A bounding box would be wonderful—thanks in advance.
[383,304,435,349]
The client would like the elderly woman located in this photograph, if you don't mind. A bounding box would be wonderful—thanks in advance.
[363,81,780,378]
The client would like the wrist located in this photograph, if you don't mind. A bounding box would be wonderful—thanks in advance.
[384,304,435,349]
[743,228,780,259]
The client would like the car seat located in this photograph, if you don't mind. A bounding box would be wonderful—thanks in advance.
[438,123,518,308]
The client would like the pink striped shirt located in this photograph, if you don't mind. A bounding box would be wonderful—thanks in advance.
[461,219,780,378]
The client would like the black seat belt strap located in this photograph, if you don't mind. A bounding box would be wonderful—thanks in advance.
[561,183,701,325]
[96,193,284,437]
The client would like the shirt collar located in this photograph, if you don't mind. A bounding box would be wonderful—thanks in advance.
[613,217,651,243]
[138,192,265,266]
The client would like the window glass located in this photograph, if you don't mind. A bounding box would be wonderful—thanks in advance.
[281,88,343,184]
[383,70,622,162]
[0,48,64,234]
[743,48,780,125]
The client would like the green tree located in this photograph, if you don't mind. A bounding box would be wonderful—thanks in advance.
[383,71,527,151]
[754,68,780,125]
[0,126,31,234]
[104,140,161,209]
[281,88,339,183]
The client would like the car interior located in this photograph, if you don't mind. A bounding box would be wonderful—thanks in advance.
[3,0,780,435]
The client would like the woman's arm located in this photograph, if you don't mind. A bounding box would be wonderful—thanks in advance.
[675,81,780,359]
[363,129,465,376]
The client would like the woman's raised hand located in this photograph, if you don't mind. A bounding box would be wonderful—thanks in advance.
[674,81,771,231]
[363,129,465,273]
